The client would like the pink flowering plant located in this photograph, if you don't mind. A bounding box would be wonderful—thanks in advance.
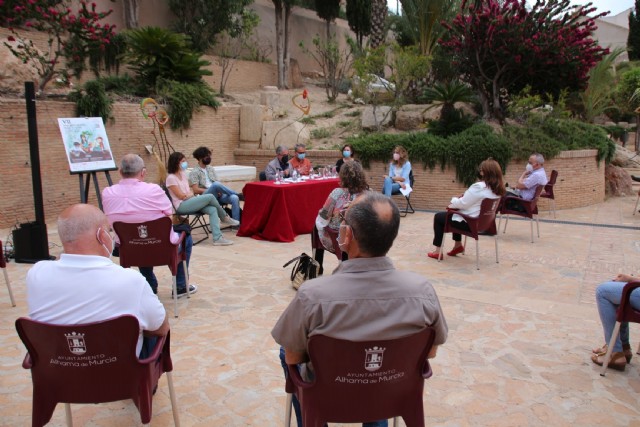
[2,0,114,94]
[440,0,609,121]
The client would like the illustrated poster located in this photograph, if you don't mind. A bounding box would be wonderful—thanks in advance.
[57,117,116,172]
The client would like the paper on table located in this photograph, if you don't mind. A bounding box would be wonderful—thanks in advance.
[400,184,412,196]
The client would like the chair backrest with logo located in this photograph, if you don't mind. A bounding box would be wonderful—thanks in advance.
[286,327,436,427]
[15,315,174,426]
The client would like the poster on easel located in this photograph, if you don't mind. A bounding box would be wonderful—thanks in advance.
[57,117,116,173]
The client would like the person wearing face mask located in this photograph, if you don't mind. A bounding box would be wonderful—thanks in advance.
[427,159,505,260]
[272,192,448,427]
[103,154,196,296]
[289,143,312,175]
[26,204,168,359]
[506,153,548,201]
[335,144,355,173]
[166,152,238,246]
[189,146,242,222]
[264,145,293,181]
[382,145,411,197]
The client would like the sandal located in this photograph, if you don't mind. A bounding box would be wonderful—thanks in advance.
[591,351,627,371]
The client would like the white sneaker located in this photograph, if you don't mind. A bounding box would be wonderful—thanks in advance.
[213,237,234,246]
[221,216,240,226]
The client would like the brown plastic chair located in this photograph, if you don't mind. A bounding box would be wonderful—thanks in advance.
[540,170,558,218]
[15,315,179,427]
[442,198,501,270]
[599,282,640,376]
[113,217,188,318]
[498,184,544,243]
[285,327,436,427]
[0,240,16,307]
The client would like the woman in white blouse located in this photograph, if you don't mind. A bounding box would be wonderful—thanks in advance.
[427,158,505,260]
[166,152,238,246]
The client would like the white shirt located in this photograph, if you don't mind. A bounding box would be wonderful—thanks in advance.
[27,254,166,356]
[449,181,499,222]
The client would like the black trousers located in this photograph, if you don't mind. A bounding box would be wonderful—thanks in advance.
[432,211,470,247]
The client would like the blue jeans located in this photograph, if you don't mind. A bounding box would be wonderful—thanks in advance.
[278,347,387,427]
[382,177,400,197]
[139,234,193,293]
[176,194,224,241]
[596,281,640,352]
[205,182,240,221]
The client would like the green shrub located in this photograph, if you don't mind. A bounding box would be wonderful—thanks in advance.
[502,123,562,161]
[300,117,316,125]
[345,110,361,117]
[68,80,113,123]
[156,79,220,130]
[427,108,475,137]
[311,128,332,139]
[337,120,352,128]
[95,74,139,95]
[447,124,512,186]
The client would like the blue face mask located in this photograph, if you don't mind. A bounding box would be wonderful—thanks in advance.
[297,153,306,160]
[180,161,188,170]
[343,150,351,158]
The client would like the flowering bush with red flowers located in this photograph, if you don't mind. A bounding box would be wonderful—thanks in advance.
[2,0,114,94]
[440,0,609,121]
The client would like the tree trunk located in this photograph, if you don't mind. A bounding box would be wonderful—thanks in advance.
[122,0,139,29]
[369,0,387,49]
[283,2,292,89]
[274,0,285,88]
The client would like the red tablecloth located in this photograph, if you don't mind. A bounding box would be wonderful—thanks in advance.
[237,178,340,242]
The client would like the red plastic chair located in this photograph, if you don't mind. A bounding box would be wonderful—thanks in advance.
[599,281,640,376]
[15,315,179,427]
[442,198,501,270]
[285,328,436,427]
[498,184,545,243]
[540,170,558,218]
[113,217,188,318]
[0,240,16,307]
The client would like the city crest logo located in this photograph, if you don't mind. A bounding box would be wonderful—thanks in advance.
[137,225,148,238]
[65,332,87,355]
[364,346,385,371]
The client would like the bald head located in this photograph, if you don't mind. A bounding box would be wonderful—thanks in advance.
[58,204,111,255]
[120,154,145,178]
[346,191,400,257]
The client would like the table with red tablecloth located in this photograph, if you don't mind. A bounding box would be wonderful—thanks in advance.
[237,178,340,242]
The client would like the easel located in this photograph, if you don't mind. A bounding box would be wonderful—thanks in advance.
[72,168,117,210]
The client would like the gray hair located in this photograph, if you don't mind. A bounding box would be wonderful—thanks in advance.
[294,143,306,152]
[532,153,544,165]
[58,205,107,243]
[275,145,288,155]
[346,191,400,257]
[120,154,145,178]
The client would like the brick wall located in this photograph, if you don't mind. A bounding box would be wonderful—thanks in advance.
[234,149,604,212]
[0,98,239,229]
[0,94,604,229]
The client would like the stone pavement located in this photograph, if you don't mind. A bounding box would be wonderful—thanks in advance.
[1,194,640,426]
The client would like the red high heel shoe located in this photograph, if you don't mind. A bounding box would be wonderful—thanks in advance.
[447,246,465,257]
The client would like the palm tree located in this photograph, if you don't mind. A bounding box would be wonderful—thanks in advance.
[369,0,388,49]
[400,0,459,56]
[421,80,475,120]
[580,47,624,122]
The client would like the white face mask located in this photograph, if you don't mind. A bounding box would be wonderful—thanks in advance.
[526,163,534,173]
[393,153,400,161]
[96,227,115,258]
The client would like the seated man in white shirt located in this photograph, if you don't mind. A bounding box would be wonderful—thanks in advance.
[26,204,169,358]
[505,153,548,211]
